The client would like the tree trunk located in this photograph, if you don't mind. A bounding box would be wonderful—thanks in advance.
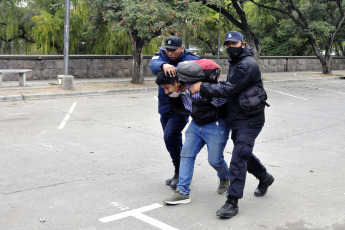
[244,31,261,61]
[129,33,146,84]
[314,54,332,75]
[308,35,332,74]
[337,41,345,56]
[231,0,261,61]
[320,56,332,74]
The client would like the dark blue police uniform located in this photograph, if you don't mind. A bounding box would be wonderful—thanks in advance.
[199,31,274,218]
[200,45,269,198]
[150,38,200,182]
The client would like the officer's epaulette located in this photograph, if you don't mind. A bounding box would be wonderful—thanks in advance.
[185,49,199,58]
[191,53,200,58]
[159,47,166,54]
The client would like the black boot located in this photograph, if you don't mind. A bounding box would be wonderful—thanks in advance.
[169,174,179,190]
[166,164,179,190]
[216,195,239,219]
[165,173,179,190]
[254,173,274,197]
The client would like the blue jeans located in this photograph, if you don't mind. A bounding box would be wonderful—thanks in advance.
[177,119,231,195]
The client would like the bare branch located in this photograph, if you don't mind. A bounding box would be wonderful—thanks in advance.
[325,0,345,56]
[249,0,307,29]
[232,0,247,27]
[197,33,216,55]
[248,0,289,15]
[195,0,243,29]
[287,0,307,25]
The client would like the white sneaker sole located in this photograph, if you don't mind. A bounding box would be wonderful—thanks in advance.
[164,198,191,205]
[218,190,228,195]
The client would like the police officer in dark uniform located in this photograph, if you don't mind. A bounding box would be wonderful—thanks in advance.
[150,36,200,189]
[190,31,274,219]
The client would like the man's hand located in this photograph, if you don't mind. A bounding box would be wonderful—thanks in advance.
[190,81,202,94]
[162,63,177,77]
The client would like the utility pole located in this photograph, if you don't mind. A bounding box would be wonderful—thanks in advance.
[59,0,74,90]
[63,0,70,75]
[217,0,222,64]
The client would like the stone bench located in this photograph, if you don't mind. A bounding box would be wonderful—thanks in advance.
[0,69,32,87]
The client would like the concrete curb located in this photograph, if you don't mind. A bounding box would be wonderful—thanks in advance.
[0,87,157,102]
[0,95,23,102]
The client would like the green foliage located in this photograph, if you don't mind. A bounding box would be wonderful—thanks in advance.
[91,29,132,55]
[249,0,345,56]
[33,0,64,14]
[87,0,213,57]
[143,36,162,55]
[0,0,30,53]
[69,0,93,54]
[31,10,64,53]
[91,0,200,41]
[0,0,344,57]
[1,1,18,40]
[181,4,222,55]
[89,0,210,82]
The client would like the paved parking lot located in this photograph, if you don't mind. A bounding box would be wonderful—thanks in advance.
[1,78,345,230]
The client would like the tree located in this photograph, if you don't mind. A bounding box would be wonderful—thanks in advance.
[31,0,93,54]
[89,0,202,84]
[31,8,64,53]
[197,0,263,60]
[333,25,345,56]
[0,0,34,54]
[250,0,345,74]
[243,2,312,56]
[180,6,225,55]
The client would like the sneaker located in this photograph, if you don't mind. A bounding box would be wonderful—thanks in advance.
[165,174,179,190]
[217,178,230,194]
[216,196,239,218]
[254,173,274,197]
[164,188,191,205]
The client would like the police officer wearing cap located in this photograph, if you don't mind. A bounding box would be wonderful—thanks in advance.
[150,36,199,189]
[190,31,274,219]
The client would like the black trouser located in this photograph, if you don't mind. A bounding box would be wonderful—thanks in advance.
[160,112,189,174]
[227,126,267,198]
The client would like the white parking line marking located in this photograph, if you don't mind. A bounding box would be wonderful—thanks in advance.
[58,102,77,130]
[38,143,53,148]
[99,203,178,230]
[266,88,308,100]
[5,113,26,117]
[132,212,178,230]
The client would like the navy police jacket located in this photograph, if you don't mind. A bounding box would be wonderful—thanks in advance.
[200,45,265,129]
[150,47,199,114]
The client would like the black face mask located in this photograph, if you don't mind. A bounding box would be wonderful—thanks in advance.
[227,46,244,60]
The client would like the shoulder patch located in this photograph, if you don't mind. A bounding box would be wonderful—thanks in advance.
[188,52,200,59]
[152,56,159,60]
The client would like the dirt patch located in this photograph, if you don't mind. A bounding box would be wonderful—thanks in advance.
[308,73,345,77]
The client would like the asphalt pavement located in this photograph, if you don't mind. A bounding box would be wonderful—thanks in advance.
[1,71,345,230]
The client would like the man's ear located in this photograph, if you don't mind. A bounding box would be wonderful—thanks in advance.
[175,80,181,89]
[242,42,246,48]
